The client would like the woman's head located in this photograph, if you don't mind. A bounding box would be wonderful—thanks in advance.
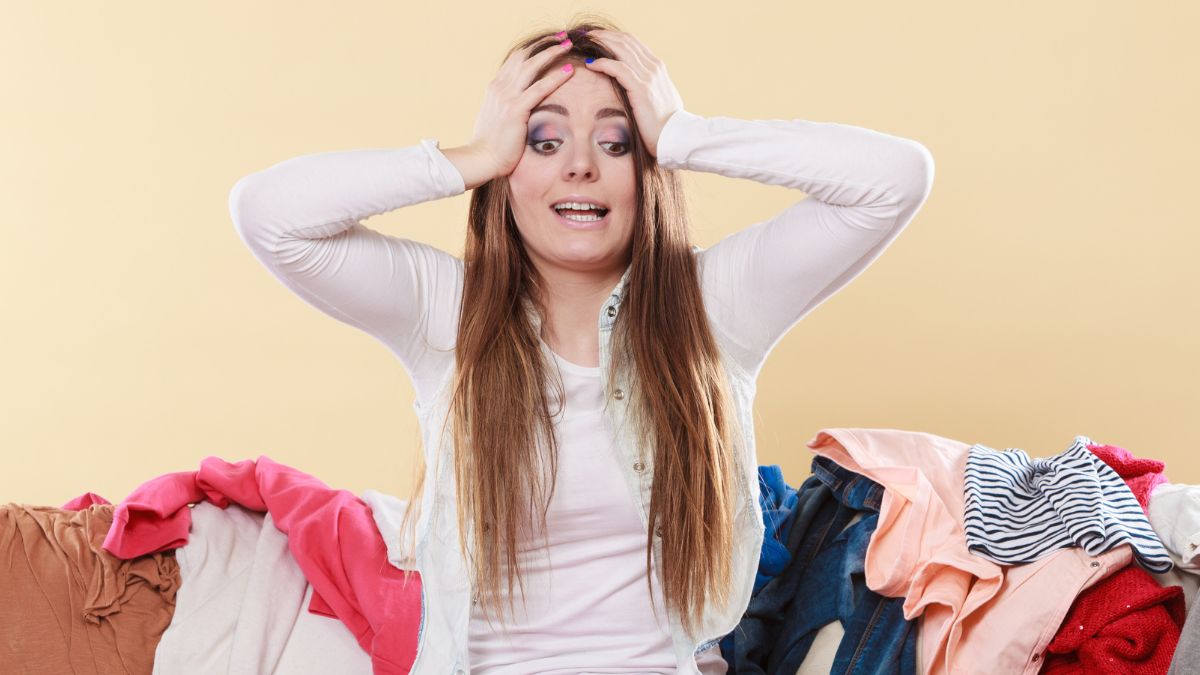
[467,19,674,305]
[508,48,638,276]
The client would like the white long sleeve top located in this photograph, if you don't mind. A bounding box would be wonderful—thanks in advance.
[230,108,934,673]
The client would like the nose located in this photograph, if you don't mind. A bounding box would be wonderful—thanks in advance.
[562,144,598,181]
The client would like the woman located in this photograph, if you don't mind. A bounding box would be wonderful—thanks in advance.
[229,17,934,675]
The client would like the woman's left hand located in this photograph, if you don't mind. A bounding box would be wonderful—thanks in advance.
[583,30,684,159]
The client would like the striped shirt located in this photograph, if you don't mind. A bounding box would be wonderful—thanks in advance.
[963,435,1173,573]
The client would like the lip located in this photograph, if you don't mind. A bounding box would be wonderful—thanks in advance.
[550,205,610,230]
[550,194,610,210]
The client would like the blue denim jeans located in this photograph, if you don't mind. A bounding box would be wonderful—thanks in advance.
[721,456,917,674]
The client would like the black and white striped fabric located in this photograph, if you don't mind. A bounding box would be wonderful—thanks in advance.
[963,435,1173,573]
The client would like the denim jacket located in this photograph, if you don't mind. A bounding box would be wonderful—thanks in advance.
[401,250,766,674]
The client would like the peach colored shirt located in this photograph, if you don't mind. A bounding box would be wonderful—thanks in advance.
[807,428,1132,675]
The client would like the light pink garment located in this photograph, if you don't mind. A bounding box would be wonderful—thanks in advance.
[807,428,1132,675]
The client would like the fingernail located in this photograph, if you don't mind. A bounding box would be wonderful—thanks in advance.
[561,63,573,73]
[585,57,594,64]
[555,31,567,39]
[559,38,572,48]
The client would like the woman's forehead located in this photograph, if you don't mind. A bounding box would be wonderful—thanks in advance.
[537,67,623,110]
[531,101,627,122]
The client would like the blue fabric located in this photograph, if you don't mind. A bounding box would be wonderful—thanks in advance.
[755,465,800,592]
[720,457,918,675]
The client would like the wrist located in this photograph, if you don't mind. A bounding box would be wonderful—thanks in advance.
[441,144,500,191]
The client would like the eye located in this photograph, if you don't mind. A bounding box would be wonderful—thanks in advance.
[601,141,630,156]
[528,138,562,154]
[526,138,631,156]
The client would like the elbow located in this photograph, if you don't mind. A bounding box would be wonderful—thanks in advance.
[227,173,261,236]
[227,172,282,257]
[228,172,282,253]
[897,140,935,208]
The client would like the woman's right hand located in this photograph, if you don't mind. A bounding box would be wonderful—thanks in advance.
[449,38,577,186]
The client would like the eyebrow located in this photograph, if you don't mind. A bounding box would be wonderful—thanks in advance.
[530,103,628,120]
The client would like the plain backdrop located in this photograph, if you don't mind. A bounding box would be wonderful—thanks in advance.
[2,1,1196,504]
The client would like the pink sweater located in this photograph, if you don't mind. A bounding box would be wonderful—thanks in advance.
[100,456,421,675]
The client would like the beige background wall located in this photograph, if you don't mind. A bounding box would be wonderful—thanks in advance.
[2,2,1196,504]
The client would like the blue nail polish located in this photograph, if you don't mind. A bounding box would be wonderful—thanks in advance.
[585,57,594,64]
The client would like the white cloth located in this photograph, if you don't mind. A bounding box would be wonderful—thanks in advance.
[361,488,412,569]
[153,502,371,674]
[1149,483,1200,609]
[276,584,375,674]
[1150,483,1200,569]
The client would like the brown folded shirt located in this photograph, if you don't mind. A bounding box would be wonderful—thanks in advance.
[0,503,180,674]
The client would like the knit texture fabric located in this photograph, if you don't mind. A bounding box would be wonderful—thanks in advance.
[1041,564,1185,674]
[1087,442,1168,512]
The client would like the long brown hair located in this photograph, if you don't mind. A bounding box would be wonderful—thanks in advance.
[399,13,745,638]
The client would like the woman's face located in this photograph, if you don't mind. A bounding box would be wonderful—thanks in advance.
[507,63,637,276]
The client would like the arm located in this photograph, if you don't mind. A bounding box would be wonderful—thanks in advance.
[657,110,935,377]
[227,140,467,406]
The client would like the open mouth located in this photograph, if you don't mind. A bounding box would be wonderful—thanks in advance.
[550,205,610,223]
[549,204,609,227]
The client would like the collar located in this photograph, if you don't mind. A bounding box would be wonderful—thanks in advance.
[608,261,633,303]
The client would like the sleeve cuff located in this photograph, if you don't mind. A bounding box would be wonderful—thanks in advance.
[419,138,467,197]
[655,108,706,171]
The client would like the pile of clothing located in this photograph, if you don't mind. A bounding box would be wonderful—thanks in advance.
[0,456,416,674]
[2,428,1198,675]
[723,428,1200,675]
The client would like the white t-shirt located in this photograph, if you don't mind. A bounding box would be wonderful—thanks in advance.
[467,340,726,673]
[230,108,933,673]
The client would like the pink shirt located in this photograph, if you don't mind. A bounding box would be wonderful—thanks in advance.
[807,428,1132,675]
[100,456,421,675]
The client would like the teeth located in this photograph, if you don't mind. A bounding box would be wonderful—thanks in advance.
[553,201,607,211]
[561,213,603,222]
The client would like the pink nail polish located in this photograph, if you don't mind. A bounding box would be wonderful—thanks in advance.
[560,38,572,48]
[555,31,567,39]
[561,63,573,73]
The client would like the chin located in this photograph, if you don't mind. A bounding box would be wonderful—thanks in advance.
[545,238,616,264]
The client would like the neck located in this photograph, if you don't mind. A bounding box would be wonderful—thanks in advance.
[532,257,629,349]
